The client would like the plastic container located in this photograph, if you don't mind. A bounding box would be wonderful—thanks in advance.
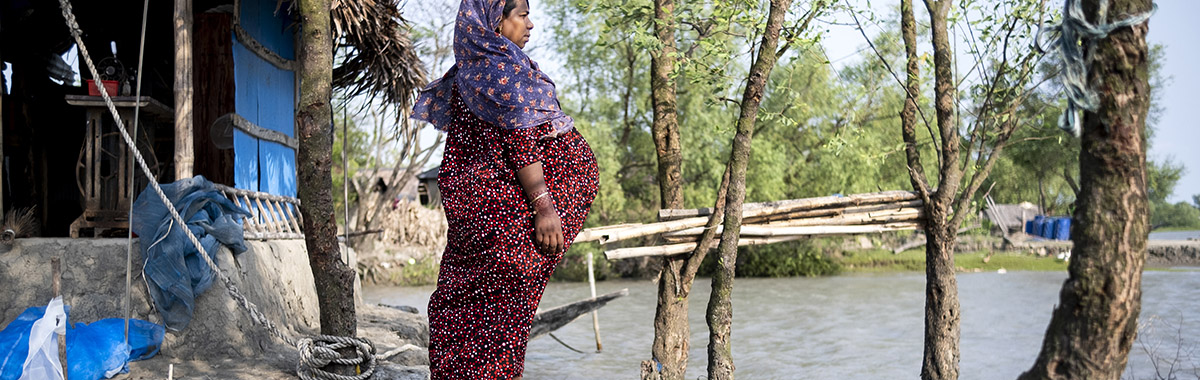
[1054,218,1072,240]
[85,80,119,97]
[1040,217,1056,239]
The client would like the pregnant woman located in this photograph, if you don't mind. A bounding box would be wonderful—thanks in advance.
[411,0,598,378]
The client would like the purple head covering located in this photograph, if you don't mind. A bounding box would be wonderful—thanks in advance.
[412,0,573,134]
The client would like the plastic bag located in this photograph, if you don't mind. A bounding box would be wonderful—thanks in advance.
[67,318,164,380]
[0,305,49,380]
[1,302,163,380]
[18,296,67,380]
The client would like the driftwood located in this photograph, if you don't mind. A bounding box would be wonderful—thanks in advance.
[577,191,920,244]
[528,289,629,341]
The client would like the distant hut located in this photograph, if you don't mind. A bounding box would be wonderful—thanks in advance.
[0,0,424,237]
[983,201,1043,234]
[417,166,441,207]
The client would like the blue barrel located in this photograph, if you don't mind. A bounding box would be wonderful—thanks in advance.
[1040,217,1056,239]
[1025,220,1035,234]
[1054,218,1072,240]
[1031,215,1045,236]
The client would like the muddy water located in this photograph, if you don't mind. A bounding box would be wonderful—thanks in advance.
[364,270,1200,379]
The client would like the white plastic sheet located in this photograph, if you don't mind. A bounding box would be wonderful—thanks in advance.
[18,297,66,380]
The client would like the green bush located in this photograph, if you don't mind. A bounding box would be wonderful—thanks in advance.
[550,242,615,282]
[699,240,842,277]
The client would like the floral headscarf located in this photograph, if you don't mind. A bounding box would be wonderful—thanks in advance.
[411,0,573,134]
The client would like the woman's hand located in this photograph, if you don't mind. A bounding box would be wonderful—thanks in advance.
[533,201,564,254]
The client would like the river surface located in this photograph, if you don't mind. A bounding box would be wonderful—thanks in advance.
[1150,229,1200,241]
[364,270,1200,379]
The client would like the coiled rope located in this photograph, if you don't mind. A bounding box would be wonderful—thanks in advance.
[54,1,379,378]
[1037,0,1155,136]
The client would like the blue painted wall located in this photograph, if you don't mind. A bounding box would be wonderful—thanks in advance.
[232,0,297,198]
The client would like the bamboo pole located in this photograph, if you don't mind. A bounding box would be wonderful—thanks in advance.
[1,58,5,218]
[174,0,194,180]
[605,235,806,260]
[664,222,922,239]
[584,191,919,244]
[587,251,602,352]
[52,258,68,380]
[747,200,924,224]
[658,190,920,220]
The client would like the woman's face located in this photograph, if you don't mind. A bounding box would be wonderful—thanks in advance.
[499,0,533,49]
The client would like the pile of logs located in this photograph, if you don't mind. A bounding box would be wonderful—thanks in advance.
[573,190,926,260]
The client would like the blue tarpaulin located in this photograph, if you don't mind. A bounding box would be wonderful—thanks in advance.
[130,176,251,331]
[0,305,164,380]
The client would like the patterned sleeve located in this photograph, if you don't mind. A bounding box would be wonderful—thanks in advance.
[501,124,546,172]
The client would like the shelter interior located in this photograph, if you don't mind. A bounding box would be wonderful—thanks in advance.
[1,0,297,237]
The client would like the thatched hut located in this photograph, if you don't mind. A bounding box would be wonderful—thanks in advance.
[0,0,424,237]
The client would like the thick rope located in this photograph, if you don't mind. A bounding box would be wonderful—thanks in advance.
[54,1,378,379]
[1037,0,1155,136]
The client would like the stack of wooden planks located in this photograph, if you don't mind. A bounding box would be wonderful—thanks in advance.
[573,190,925,260]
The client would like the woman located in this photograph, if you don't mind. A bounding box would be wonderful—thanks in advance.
[411,0,598,378]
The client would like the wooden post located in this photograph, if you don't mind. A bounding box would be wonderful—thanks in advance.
[1,58,5,216]
[174,0,194,180]
[0,58,4,216]
[587,251,602,352]
[52,258,68,380]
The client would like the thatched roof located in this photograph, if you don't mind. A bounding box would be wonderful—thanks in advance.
[328,0,428,110]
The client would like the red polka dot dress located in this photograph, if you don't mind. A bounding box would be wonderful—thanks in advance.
[427,87,598,379]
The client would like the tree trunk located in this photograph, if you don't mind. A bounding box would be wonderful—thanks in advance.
[650,0,682,210]
[706,0,791,378]
[920,1,962,379]
[921,222,960,380]
[899,0,927,201]
[648,0,689,377]
[297,0,357,376]
[1019,0,1152,378]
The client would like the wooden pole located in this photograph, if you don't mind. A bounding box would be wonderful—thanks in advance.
[586,251,602,352]
[174,0,194,180]
[583,191,919,244]
[52,258,68,380]
[1,58,5,216]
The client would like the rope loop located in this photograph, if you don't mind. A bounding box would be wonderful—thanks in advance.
[297,335,378,380]
[1037,0,1155,136]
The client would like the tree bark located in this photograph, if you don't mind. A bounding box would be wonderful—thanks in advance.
[706,0,791,378]
[297,0,357,375]
[899,0,928,200]
[1019,0,1152,378]
[919,1,962,379]
[650,0,682,210]
[648,0,689,377]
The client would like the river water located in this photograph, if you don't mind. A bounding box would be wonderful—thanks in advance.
[364,270,1200,379]
[1149,229,1200,241]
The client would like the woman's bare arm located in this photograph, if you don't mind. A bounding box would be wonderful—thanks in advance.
[516,162,563,254]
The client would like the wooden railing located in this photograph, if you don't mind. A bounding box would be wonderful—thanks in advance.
[214,184,304,240]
